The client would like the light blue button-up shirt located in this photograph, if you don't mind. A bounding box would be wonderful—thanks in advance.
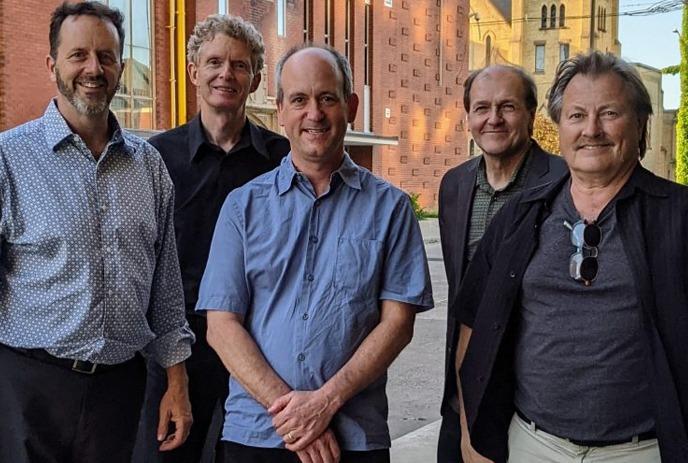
[0,101,193,367]
[197,153,433,450]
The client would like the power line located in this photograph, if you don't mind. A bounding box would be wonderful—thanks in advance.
[470,1,682,28]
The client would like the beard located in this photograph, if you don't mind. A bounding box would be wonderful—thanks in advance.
[55,68,119,117]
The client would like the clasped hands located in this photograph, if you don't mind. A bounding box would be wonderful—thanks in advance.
[268,390,341,463]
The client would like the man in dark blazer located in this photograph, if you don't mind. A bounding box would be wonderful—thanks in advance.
[437,65,566,462]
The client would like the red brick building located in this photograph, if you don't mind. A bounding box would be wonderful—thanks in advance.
[0,0,470,208]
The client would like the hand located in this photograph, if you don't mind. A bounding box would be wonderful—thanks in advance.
[157,384,193,451]
[268,390,337,451]
[461,437,494,463]
[295,429,341,463]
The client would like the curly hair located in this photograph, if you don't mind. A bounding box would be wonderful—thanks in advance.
[186,14,265,74]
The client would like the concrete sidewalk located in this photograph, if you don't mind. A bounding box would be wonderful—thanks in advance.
[389,218,443,462]
[391,418,441,462]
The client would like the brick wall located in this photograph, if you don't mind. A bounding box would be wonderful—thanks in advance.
[0,0,63,130]
[371,1,469,208]
[0,0,470,209]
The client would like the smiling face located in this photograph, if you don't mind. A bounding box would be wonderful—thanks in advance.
[467,68,534,160]
[277,48,358,169]
[558,72,642,182]
[188,33,260,116]
[47,14,123,120]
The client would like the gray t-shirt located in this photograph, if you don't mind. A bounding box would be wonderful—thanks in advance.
[513,183,655,441]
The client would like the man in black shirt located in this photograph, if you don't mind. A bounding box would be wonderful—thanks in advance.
[133,14,289,463]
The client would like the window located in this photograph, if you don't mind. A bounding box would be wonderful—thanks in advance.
[541,5,547,28]
[101,0,155,129]
[535,44,545,73]
[550,4,556,28]
[218,0,227,14]
[364,2,371,86]
[277,0,286,37]
[324,0,333,44]
[603,8,607,32]
[345,0,353,62]
[559,4,565,27]
[559,43,569,62]
[384,0,393,6]
[469,139,476,157]
[303,0,313,42]
[485,36,492,66]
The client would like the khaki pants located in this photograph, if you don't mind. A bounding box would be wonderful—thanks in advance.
[508,413,661,463]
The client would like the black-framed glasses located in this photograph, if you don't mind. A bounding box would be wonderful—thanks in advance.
[564,219,601,286]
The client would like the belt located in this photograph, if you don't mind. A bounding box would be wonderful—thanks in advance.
[9,346,128,375]
[515,409,657,447]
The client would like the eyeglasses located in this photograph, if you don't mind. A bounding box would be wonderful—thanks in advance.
[564,219,601,286]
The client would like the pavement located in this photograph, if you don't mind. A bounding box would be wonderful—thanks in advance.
[387,218,447,463]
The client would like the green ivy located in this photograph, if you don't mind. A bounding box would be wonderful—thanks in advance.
[677,4,688,184]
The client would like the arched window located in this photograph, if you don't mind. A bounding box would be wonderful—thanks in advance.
[559,4,566,27]
[541,5,548,28]
[486,35,492,65]
[550,4,557,28]
[603,8,607,31]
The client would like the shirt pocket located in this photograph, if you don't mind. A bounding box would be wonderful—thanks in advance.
[333,237,383,306]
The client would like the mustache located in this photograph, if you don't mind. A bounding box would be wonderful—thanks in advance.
[75,76,108,86]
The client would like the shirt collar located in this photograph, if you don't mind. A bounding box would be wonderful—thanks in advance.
[43,99,128,155]
[277,152,362,196]
[188,114,270,162]
[475,145,532,193]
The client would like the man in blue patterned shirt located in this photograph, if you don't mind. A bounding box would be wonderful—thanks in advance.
[0,3,194,462]
[197,44,434,463]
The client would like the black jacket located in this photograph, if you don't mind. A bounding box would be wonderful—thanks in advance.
[458,164,688,462]
[437,141,566,415]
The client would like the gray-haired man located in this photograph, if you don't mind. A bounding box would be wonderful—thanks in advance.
[133,14,289,463]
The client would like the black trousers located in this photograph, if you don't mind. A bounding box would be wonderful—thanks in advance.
[222,441,391,463]
[133,314,229,463]
[437,408,463,463]
[0,343,146,463]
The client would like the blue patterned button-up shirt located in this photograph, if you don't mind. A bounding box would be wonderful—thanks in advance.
[197,153,434,450]
[0,101,193,367]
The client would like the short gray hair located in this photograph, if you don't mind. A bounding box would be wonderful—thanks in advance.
[547,51,653,157]
[187,14,265,74]
[275,43,353,104]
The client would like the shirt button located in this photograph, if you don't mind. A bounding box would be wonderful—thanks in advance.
[307,274,314,282]
[302,313,309,320]
[509,271,516,278]
[309,236,319,243]
[297,353,305,362]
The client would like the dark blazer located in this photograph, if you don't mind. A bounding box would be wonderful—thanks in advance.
[437,140,566,416]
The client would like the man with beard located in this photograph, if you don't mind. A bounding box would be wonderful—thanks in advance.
[133,15,289,463]
[0,3,194,462]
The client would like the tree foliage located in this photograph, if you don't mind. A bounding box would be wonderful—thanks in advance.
[533,113,560,154]
[662,64,680,75]
[677,4,688,184]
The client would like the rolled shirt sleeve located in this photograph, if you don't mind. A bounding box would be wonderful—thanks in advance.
[143,158,194,368]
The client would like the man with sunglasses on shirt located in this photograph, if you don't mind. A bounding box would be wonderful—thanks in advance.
[455,51,688,463]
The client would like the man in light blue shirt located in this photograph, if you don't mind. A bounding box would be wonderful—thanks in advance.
[197,44,433,463]
[0,3,193,463]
